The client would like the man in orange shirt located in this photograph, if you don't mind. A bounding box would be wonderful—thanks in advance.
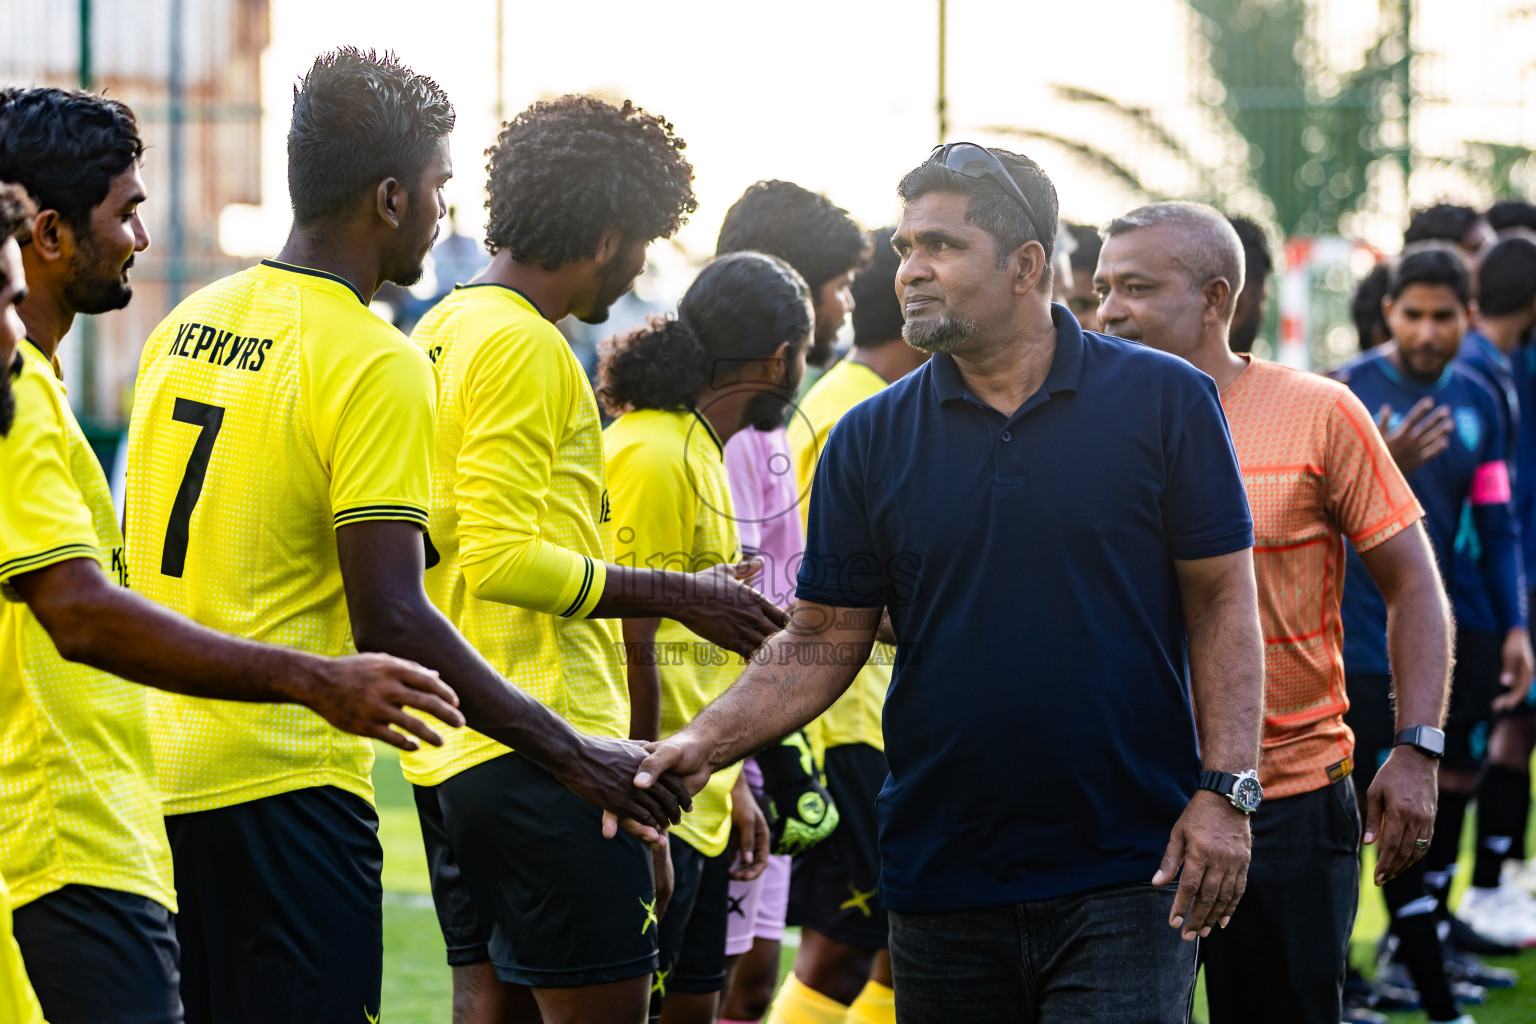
[1095,202,1454,1024]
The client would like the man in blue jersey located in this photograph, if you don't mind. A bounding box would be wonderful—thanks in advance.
[1430,237,1536,981]
[1463,237,1536,945]
[1338,247,1531,1023]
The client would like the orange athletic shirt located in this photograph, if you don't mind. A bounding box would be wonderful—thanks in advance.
[1221,357,1423,798]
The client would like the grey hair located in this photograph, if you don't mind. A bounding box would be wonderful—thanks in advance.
[1104,202,1245,313]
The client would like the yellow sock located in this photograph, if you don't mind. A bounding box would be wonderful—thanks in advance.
[765,973,850,1024]
[845,980,895,1024]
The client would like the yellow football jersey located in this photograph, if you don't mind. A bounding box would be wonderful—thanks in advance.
[0,345,174,912]
[605,408,744,857]
[0,875,43,1024]
[401,285,627,786]
[124,260,436,815]
[786,357,891,754]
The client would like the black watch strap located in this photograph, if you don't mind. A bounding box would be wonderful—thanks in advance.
[1198,769,1235,796]
[1394,725,1446,759]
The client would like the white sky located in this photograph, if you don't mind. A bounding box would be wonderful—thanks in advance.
[216,0,1536,305]
[221,0,1201,278]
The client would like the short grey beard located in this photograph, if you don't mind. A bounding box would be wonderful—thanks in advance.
[902,313,978,353]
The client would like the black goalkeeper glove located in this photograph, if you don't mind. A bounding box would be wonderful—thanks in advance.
[755,730,840,856]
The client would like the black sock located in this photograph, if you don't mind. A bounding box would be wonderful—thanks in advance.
[1514,770,1532,863]
[1473,765,1530,888]
[1426,790,1470,913]
[1385,863,1458,1021]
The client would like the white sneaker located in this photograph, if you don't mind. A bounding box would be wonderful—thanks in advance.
[1458,885,1536,948]
[1440,1017,1477,1024]
[1501,858,1536,895]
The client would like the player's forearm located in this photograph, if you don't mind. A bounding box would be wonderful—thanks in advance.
[1179,557,1264,773]
[1475,505,1528,631]
[628,665,662,742]
[590,565,697,620]
[688,622,867,771]
[351,596,583,765]
[1383,581,1453,731]
[19,558,329,704]
[624,618,663,741]
[1365,527,1453,730]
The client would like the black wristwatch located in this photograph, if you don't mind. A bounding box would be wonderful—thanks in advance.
[1394,725,1446,759]
[1199,769,1263,814]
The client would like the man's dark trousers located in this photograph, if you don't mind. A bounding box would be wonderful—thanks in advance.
[1203,776,1361,1024]
[888,883,1198,1023]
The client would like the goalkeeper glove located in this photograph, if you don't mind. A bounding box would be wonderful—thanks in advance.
[755,730,840,855]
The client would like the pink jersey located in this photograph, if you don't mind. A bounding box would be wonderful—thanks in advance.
[723,427,805,607]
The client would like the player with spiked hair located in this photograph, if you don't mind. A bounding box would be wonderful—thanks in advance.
[121,53,691,1024]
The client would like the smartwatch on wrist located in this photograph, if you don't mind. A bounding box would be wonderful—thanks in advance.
[1393,725,1446,759]
[1199,768,1263,814]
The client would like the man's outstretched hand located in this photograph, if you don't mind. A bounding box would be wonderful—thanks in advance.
[603,731,718,841]
[635,732,716,798]
[551,735,693,845]
[1152,790,1251,941]
[672,560,790,660]
[304,653,464,751]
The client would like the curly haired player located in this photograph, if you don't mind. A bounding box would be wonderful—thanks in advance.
[404,95,786,1024]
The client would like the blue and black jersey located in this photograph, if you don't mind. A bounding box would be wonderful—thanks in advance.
[1452,331,1520,632]
[1513,344,1536,597]
[1337,351,1524,674]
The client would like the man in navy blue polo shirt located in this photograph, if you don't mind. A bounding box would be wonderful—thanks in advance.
[633,145,1264,1023]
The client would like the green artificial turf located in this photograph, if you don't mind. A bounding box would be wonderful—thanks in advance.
[373,744,1536,1023]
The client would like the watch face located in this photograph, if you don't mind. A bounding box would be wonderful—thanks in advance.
[1234,777,1263,812]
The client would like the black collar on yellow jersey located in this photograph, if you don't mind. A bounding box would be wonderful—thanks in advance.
[260,259,367,306]
[457,282,545,319]
[689,407,724,457]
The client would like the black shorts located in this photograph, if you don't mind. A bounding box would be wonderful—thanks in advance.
[12,884,181,1024]
[1445,628,1500,771]
[1347,630,1500,782]
[652,837,730,1013]
[165,785,383,1024]
[1500,691,1536,719]
[788,742,890,949]
[415,751,658,988]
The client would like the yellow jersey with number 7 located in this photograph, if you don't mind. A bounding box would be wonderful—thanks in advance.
[123,260,437,815]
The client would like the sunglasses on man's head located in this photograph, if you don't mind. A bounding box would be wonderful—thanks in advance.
[928,142,1046,249]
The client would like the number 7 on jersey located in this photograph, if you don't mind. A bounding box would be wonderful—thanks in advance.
[161,398,225,578]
